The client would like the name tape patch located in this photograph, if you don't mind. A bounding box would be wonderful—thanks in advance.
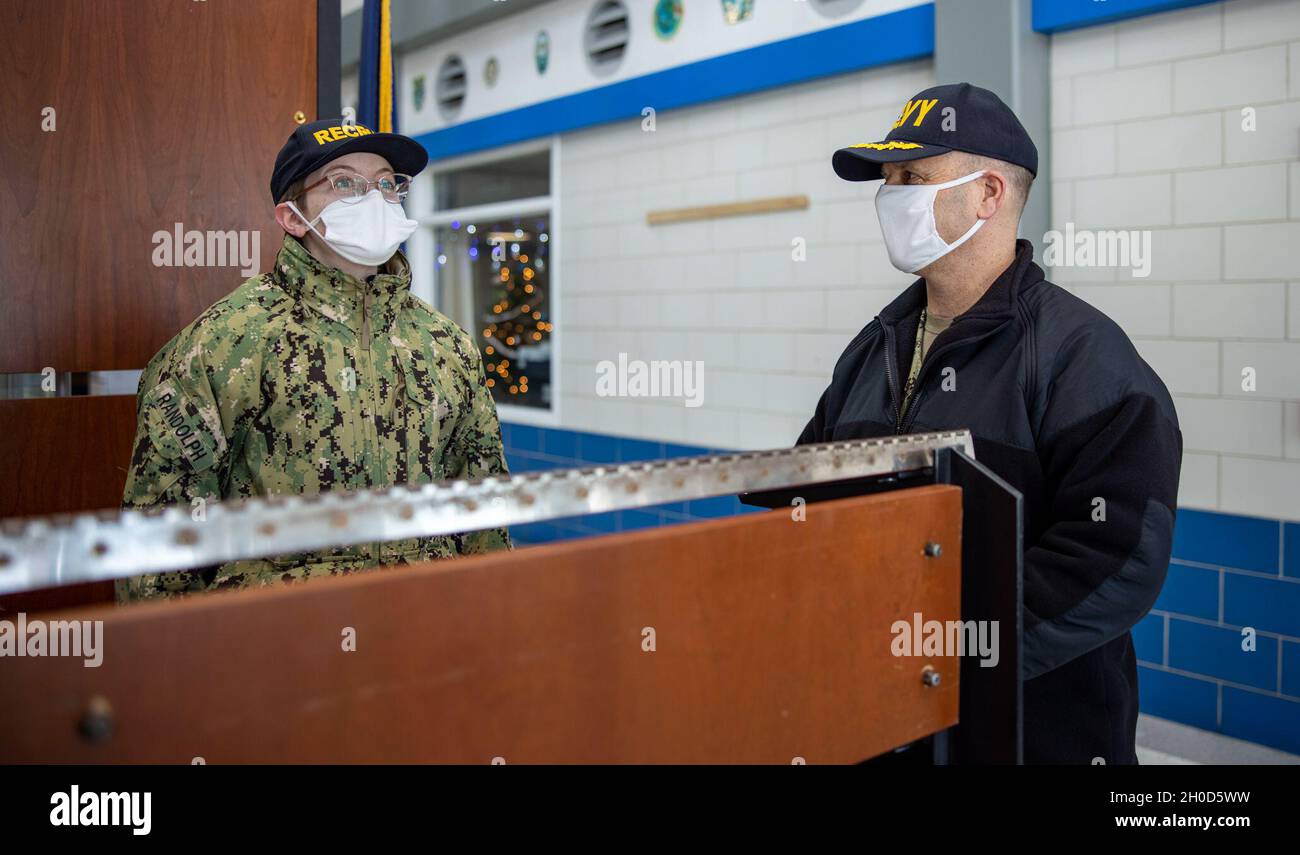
[148,383,216,471]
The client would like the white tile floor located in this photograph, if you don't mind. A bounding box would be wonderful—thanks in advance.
[1136,714,1300,764]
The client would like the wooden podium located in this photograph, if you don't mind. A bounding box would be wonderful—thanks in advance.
[0,438,1022,764]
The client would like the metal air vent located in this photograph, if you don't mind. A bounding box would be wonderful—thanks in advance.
[585,1,630,76]
[436,54,467,119]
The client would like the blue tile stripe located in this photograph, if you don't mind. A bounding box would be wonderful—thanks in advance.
[500,423,757,545]
[1032,0,1222,34]
[1139,506,1298,754]
[1168,619,1278,691]
[1153,562,1218,620]
[1284,523,1300,578]
[1137,666,1218,732]
[1172,507,1279,574]
[502,421,1300,754]
[1221,688,1300,756]
[1112,503,1299,755]
[413,4,935,161]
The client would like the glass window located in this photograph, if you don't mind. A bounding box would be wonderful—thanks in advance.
[434,150,550,211]
[434,215,552,411]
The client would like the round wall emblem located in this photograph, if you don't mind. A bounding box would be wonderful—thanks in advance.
[653,0,683,40]
[721,0,754,24]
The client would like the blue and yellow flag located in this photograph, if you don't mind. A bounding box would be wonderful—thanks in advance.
[358,0,397,132]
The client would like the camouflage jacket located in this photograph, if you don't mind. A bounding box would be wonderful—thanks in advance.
[116,235,511,601]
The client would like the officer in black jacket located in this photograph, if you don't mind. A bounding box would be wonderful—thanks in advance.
[803,83,1183,764]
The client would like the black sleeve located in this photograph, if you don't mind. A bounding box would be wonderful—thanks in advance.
[1021,330,1183,680]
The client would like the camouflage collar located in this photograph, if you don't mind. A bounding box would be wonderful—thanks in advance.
[272,235,412,335]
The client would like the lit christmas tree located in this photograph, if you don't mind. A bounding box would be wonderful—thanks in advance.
[482,240,551,398]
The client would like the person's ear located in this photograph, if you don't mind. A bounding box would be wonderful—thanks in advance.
[976,171,1007,220]
[275,201,310,237]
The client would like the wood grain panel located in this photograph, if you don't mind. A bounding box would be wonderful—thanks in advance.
[0,395,137,612]
[0,0,317,373]
[0,487,963,764]
[0,395,136,517]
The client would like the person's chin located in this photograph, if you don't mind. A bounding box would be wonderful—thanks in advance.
[914,258,942,279]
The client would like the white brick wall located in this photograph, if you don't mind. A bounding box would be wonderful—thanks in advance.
[547,0,1297,519]
[1050,0,1300,520]
[557,61,931,450]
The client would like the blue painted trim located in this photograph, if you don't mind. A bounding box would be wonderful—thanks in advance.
[1032,0,1221,34]
[415,4,934,161]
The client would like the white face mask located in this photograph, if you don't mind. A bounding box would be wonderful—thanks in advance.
[288,190,418,267]
[874,170,987,274]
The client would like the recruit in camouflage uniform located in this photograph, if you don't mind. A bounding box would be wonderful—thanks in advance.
[116,234,512,602]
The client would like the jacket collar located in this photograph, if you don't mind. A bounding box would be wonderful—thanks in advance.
[271,235,411,335]
[878,238,1042,326]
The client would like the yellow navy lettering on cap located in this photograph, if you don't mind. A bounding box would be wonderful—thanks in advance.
[891,98,939,130]
[311,125,374,145]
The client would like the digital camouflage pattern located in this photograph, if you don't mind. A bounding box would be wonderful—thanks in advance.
[116,235,512,602]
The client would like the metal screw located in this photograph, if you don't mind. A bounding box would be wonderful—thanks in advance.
[921,667,941,688]
[923,542,942,558]
[79,696,114,743]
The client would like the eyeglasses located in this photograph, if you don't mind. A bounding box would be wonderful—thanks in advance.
[298,170,413,203]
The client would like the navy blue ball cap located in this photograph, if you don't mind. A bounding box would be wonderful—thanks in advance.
[832,82,1038,182]
[269,118,429,203]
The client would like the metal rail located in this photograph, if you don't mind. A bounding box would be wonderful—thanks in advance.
[0,430,974,594]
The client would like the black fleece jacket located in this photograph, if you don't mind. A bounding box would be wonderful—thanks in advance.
[798,240,1183,764]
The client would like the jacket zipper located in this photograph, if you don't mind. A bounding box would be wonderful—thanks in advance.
[361,288,372,348]
[880,319,904,433]
[360,284,381,561]
[889,317,1015,434]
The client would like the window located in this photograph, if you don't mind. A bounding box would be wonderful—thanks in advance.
[412,139,558,424]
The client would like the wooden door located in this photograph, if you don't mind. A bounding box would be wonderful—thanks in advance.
[0,0,326,609]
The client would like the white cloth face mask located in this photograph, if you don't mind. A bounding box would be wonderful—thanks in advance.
[288,189,418,267]
[874,170,987,274]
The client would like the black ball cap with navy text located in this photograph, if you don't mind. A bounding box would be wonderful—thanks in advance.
[832,83,1038,182]
[270,118,430,203]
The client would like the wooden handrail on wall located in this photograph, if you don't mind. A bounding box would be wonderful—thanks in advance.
[647,195,810,226]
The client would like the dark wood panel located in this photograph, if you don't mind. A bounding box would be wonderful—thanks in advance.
[0,581,116,619]
[0,0,317,373]
[0,487,963,764]
[0,395,137,612]
[0,395,136,517]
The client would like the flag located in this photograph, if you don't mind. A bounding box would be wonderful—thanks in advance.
[358,0,397,132]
